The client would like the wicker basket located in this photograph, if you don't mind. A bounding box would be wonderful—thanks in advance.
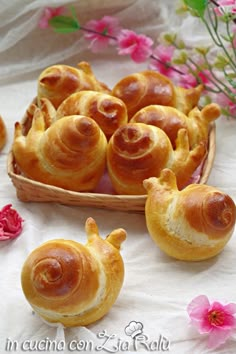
[7,112,216,212]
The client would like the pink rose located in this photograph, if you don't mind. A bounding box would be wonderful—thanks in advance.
[0,204,24,241]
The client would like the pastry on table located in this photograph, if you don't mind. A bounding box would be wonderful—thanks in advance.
[112,69,203,119]
[107,122,206,195]
[37,61,111,109]
[12,109,107,192]
[130,103,221,148]
[0,116,7,151]
[21,217,126,327]
[144,169,236,261]
[56,90,128,140]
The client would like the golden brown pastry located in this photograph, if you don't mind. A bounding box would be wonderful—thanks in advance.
[0,115,7,151]
[112,70,203,119]
[144,169,236,261]
[130,103,220,148]
[37,61,111,109]
[107,122,206,195]
[21,217,126,327]
[24,98,56,134]
[56,90,128,139]
[12,110,107,192]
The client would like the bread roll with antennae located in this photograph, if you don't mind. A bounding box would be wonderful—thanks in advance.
[107,122,206,195]
[21,217,126,327]
[112,70,203,119]
[144,169,236,261]
[12,110,107,192]
[38,61,111,109]
[130,103,220,148]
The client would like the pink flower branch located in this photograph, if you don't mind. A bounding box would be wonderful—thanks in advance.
[38,3,236,118]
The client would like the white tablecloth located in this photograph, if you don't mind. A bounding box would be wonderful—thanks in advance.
[1,1,236,353]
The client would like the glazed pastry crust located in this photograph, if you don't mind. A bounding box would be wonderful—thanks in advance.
[0,116,7,151]
[130,103,221,148]
[56,90,128,139]
[21,218,126,327]
[37,61,111,109]
[12,110,107,192]
[112,70,203,119]
[144,169,236,261]
[107,122,206,195]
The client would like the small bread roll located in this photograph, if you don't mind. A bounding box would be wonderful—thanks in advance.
[112,70,203,119]
[21,217,126,327]
[0,116,7,151]
[107,122,206,195]
[56,90,128,139]
[38,61,111,109]
[144,169,236,261]
[12,109,107,192]
[130,103,220,148]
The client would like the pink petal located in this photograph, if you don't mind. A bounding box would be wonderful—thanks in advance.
[224,303,236,315]
[117,30,153,63]
[207,328,232,349]
[0,204,24,241]
[38,6,65,29]
[187,295,210,320]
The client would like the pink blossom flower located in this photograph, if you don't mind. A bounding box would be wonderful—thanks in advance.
[39,6,65,29]
[176,65,212,90]
[84,16,121,52]
[216,91,236,116]
[214,0,236,16]
[187,295,236,349]
[117,29,153,63]
[149,44,178,79]
[0,204,24,241]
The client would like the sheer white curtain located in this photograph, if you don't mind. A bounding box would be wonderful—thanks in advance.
[0,0,184,83]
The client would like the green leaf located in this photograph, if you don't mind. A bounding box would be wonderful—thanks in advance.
[49,15,80,34]
[183,0,207,17]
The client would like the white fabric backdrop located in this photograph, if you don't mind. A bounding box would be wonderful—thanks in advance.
[0,1,236,353]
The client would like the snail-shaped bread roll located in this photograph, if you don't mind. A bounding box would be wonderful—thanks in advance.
[130,103,221,148]
[112,70,203,119]
[12,110,107,192]
[21,217,126,327]
[144,169,236,261]
[107,122,206,195]
[0,116,7,151]
[38,61,111,109]
[56,90,128,139]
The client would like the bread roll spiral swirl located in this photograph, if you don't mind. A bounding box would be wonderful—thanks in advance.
[21,217,126,326]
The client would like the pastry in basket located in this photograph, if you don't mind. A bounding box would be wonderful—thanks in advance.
[56,90,128,139]
[107,122,206,195]
[144,169,236,261]
[21,217,126,327]
[23,98,57,134]
[0,115,7,151]
[112,69,203,119]
[12,110,107,192]
[130,103,220,148]
[37,61,111,109]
